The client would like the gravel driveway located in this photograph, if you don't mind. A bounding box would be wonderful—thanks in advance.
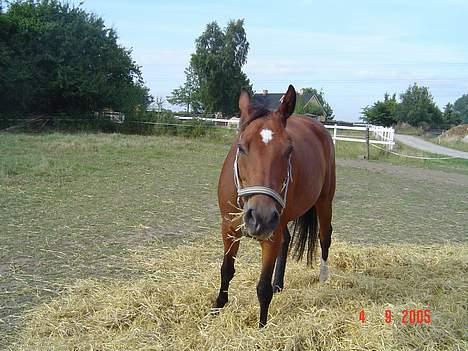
[394,134,468,159]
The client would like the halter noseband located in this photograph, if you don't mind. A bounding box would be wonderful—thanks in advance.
[233,146,293,211]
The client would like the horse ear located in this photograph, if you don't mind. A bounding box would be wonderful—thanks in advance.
[278,85,296,121]
[238,89,251,131]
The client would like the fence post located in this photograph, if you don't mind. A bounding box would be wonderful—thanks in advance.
[333,124,337,145]
[389,128,394,151]
[366,125,370,160]
[385,128,389,151]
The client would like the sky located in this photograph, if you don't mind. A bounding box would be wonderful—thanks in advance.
[81,0,468,121]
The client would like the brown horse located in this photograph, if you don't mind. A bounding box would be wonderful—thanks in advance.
[214,85,336,327]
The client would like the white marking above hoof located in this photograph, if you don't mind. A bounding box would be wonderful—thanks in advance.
[319,258,329,284]
[260,129,274,144]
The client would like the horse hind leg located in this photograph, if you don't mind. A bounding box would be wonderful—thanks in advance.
[316,201,333,283]
[319,224,332,283]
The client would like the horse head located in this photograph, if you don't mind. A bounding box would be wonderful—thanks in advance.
[235,85,296,240]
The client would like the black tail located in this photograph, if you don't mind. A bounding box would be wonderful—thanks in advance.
[290,206,318,266]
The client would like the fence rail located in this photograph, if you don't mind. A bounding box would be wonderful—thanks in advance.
[325,124,395,149]
[175,116,239,127]
[174,116,395,150]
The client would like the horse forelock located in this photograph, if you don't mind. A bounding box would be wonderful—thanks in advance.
[248,104,271,122]
[240,103,272,131]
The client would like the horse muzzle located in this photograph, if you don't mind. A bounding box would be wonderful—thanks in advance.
[243,202,279,239]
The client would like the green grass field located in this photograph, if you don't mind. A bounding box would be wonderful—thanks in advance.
[1,132,467,350]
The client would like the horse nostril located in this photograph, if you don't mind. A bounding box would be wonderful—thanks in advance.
[245,208,255,224]
[271,210,279,224]
[255,223,262,232]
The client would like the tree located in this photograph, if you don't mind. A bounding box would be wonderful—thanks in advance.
[442,103,462,127]
[153,97,165,112]
[294,87,334,120]
[453,94,468,124]
[171,19,251,115]
[167,66,201,113]
[0,0,152,115]
[361,93,398,126]
[395,83,442,128]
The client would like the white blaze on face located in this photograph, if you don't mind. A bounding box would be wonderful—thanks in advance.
[260,128,274,145]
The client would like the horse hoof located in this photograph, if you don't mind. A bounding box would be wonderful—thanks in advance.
[319,258,329,283]
[209,307,222,315]
[273,284,283,293]
[319,272,329,284]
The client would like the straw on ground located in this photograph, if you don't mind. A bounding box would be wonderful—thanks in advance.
[18,237,467,351]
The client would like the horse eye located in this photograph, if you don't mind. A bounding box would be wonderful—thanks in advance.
[238,144,247,154]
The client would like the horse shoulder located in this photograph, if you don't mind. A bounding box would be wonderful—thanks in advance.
[218,143,238,217]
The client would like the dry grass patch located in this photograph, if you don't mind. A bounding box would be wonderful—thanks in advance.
[432,124,468,152]
[18,237,467,351]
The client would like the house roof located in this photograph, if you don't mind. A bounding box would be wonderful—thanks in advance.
[252,90,324,115]
[304,94,322,109]
[252,93,284,111]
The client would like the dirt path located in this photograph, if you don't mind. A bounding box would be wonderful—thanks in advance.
[337,159,468,186]
[394,134,468,159]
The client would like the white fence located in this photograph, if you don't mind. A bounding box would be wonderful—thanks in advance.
[325,124,395,149]
[174,116,395,149]
[98,110,125,123]
[175,116,239,128]
[371,125,395,146]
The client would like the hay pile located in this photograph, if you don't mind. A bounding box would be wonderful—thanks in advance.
[439,124,468,142]
[18,237,467,350]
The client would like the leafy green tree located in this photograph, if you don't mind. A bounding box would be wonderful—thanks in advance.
[0,12,18,105]
[0,0,152,115]
[294,87,334,120]
[361,93,398,126]
[395,83,442,128]
[167,66,201,113]
[442,103,462,127]
[174,19,251,115]
[167,86,190,113]
[453,94,468,123]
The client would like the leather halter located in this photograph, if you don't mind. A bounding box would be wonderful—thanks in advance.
[233,146,292,210]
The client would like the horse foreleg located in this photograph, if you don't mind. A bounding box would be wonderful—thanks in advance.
[316,201,333,283]
[213,227,240,309]
[258,237,281,327]
[272,227,291,293]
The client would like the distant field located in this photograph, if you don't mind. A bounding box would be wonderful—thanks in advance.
[1,133,467,350]
[335,139,468,174]
[426,136,468,153]
[394,123,468,153]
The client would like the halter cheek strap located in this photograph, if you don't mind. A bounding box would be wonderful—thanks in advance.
[233,147,293,211]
